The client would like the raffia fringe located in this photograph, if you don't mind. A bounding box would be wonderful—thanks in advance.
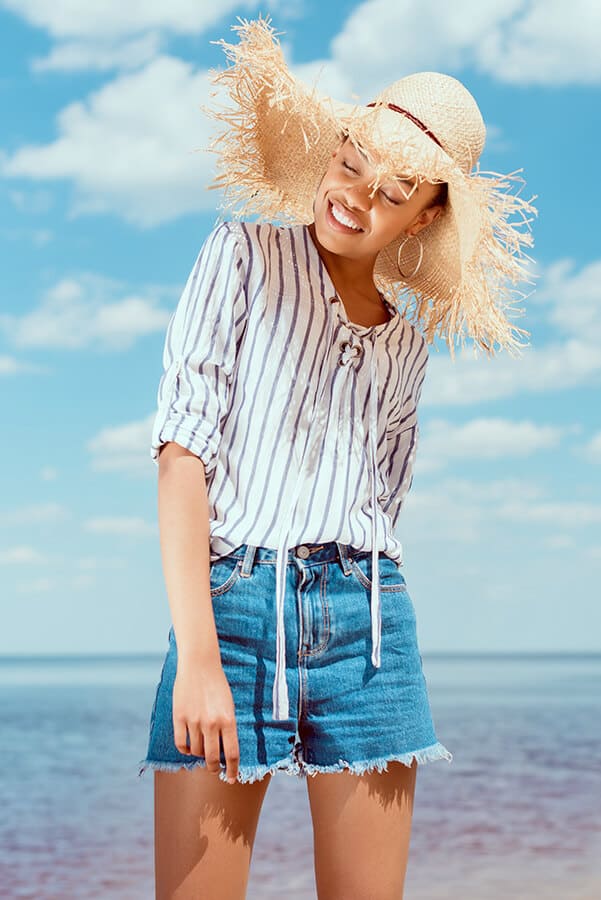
[200,16,539,360]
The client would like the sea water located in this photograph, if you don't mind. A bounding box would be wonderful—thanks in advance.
[0,653,599,899]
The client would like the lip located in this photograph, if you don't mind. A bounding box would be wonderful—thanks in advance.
[325,198,364,234]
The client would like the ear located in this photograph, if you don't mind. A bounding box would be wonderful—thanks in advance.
[407,205,443,236]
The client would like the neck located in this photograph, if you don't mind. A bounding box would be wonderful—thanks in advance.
[307,223,379,300]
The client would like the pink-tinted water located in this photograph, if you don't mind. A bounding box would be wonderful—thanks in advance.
[1,654,599,898]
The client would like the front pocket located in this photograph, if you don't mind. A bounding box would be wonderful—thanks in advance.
[209,555,242,597]
[350,553,408,592]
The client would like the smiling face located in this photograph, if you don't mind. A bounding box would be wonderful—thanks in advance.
[311,136,445,263]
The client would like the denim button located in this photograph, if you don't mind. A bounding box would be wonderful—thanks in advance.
[296,545,311,559]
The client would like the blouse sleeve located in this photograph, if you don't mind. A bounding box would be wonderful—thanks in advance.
[150,220,249,473]
[383,345,429,529]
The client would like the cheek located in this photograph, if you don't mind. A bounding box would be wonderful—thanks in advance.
[374,207,410,243]
[394,200,419,228]
[315,171,336,202]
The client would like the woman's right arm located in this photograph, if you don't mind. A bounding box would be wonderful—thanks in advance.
[157,441,240,784]
[150,222,250,784]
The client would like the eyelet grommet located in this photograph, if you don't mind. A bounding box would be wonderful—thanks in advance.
[339,339,363,366]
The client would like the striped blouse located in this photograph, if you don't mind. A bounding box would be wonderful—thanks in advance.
[151,220,429,722]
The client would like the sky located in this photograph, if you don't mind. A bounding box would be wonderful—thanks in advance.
[1,0,600,656]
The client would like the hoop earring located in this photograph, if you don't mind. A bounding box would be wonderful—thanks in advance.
[396,234,424,279]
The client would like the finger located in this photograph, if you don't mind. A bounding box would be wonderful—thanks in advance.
[173,715,190,755]
[187,720,204,757]
[221,722,240,784]
[203,726,222,775]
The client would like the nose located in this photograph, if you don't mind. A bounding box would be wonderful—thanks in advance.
[342,180,372,211]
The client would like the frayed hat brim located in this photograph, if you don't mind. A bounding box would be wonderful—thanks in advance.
[203,16,538,359]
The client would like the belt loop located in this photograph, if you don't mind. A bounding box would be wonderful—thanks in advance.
[335,541,353,576]
[240,544,257,577]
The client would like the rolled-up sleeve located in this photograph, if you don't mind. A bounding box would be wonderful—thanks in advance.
[150,221,249,472]
[383,347,428,528]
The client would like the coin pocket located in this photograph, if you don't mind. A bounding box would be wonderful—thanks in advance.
[209,556,242,598]
[350,554,408,592]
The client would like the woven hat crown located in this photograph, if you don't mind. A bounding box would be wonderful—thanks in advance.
[373,72,486,173]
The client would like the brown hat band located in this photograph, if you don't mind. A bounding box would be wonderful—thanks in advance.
[366,101,444,150]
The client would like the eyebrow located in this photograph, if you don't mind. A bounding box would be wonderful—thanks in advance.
[350,142,369,162]
[345,142,417,194]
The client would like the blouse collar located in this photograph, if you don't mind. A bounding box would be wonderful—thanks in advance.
[301,224,400,338]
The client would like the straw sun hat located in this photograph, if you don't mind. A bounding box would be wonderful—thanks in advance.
[204,17,538,359]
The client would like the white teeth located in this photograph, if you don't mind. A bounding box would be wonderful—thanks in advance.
[330,201,362,230]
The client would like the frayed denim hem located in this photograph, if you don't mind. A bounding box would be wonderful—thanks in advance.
[137,740,452,784]
[137,752,305,784]
[299,740,453,778]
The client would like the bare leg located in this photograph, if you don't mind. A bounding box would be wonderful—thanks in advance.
[154,767,272,900]
[306,759,418,900]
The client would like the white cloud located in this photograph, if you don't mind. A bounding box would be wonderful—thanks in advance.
[0,56,221,227]
[0,0,251,40]
[2,0,270,73]
[8,188,54,213]
[530,258,601,343]
[87,414,155,475]
[476,0,601,85]
[497,498,601,527]
[32,33,163,73]
[76,556,128,571]
[580,431,601,465]
[292,57,355,104]
[421,255,601,406]
[541,534,576,550]
[0,546,49,565]
[84,516,157,536]
[422,337,601,407]
[328,0,601,94]
[331,0,521,98]
[0,273,172,350]
[0,25,353,226]
[0,355,45,376]
[15,577,54,593]
[0,503,66,525]
[0,226,54,246]
[403,473,601,549]
[402,474,543,542]
[419,416,566,472]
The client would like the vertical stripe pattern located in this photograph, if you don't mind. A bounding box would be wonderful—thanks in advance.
[151,219,429,719]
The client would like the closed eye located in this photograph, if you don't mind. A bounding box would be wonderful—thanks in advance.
[342,157,402,204]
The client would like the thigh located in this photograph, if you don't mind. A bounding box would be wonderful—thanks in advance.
[154,767,272,900]
[306,760,417,900]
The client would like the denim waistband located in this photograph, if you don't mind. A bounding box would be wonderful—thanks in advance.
[224,541,391,571]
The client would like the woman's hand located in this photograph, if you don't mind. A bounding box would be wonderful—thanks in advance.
[172,658,240,784]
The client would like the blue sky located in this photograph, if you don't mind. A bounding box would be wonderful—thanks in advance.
[1,0,600,655]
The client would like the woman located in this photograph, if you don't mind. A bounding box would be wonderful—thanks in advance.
[138,18,536,899]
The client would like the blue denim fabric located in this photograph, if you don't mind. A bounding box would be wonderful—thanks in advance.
[138,541,452,783]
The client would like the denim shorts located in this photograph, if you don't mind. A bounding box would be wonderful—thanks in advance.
[137,541,452,784]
